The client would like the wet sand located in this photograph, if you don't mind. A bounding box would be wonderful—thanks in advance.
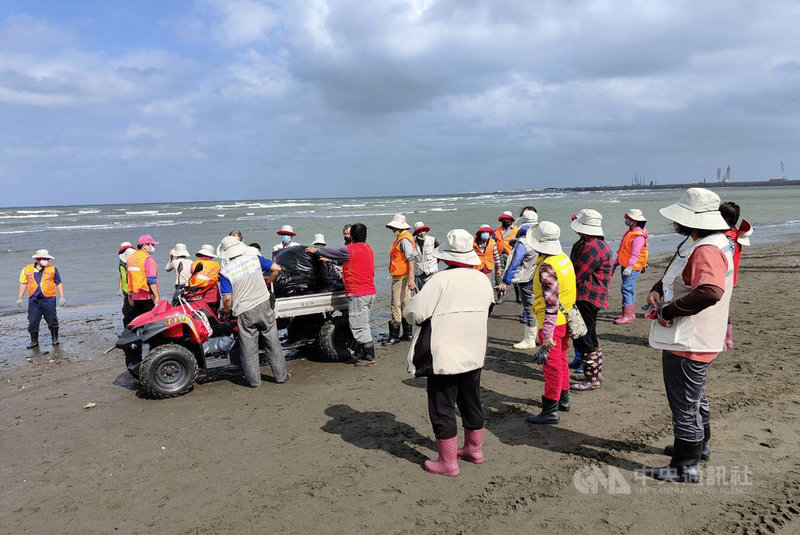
[1,238,799,534]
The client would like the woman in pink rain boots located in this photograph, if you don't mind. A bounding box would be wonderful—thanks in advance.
[404,229,495,476]
[614,209,649,324]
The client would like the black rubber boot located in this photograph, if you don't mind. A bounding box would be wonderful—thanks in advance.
[651,438,702,483]
[514,284,521,303]
[558,390,570,412]
[382,321,402,346]
[50,328,59,346]
[401,319,413,341]
[355,342,377,367]
[526,396,560,424]
[664,424,711,461]
[26,332,39,349]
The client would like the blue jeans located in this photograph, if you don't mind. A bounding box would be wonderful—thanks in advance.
[620,269,641,306]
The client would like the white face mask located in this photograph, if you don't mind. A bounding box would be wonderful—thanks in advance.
[39,260,49,266]
[393,230,401,236]
[150,247,156,254]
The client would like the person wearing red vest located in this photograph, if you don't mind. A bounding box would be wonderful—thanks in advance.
[494,211,518,302]
[17,249,66,348]
[308,223,377,366]
[719,201,753,350]
[613,209,649,324]
[384,214,416,345]
[127,234,161,322]
[190,244,221,313]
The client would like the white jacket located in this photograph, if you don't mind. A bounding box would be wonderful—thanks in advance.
[404,267,495,376]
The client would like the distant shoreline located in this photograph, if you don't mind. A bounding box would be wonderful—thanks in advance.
[541,178,800,194]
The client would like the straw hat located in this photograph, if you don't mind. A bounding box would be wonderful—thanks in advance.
[276,225,296,236]
[170,243,190,258]
[216,235,250,259]
[32,249,54,260]
[312,234,326,246]
[196,244,216,258]
[498,211,515,222]
[138,234,159,246]
[386,214,411,230]
[433,229,481,266]
[625,208,647,222]
[476,224,493,235]
[659,188,729,231]
[412,221,430,235]
[514,210,539,228]
[570,209,604,237]
[525,221,563,256]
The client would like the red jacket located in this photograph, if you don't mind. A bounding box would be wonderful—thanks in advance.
[343,243,376,297]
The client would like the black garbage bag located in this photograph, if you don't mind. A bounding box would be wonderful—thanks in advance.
[272,246,344,297]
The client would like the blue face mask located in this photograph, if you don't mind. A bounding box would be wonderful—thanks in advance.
[480,232,490,240]
[281,235,292,244]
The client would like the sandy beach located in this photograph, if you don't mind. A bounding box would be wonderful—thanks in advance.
[2,237,799,534]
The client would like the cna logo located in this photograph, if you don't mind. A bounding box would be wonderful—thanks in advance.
[573,464,631,495]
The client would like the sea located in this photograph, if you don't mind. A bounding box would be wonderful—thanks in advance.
[1,185,798,312]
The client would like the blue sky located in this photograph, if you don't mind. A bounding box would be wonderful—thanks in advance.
[1,0,799,206]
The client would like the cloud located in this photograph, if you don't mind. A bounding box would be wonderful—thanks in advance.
[205,0,278,47]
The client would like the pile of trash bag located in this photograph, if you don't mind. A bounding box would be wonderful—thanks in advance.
[272,246,344,297]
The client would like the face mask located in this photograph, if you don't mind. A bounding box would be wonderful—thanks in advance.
[281,235,291,244]
[39,260,49,266]
[393,230,401,236]
[150,247,156,254]
[480,232,490,240]
[344,237,352,244]
[624,218,632,227]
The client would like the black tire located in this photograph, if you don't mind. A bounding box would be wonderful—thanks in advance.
[138,344,199,399]
[317,318,356,362]
[124,346,142,379]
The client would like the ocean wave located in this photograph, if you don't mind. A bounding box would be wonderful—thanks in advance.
[125,210,160,215]
[78,209,101,214]
[0,213,59,219]
[16,209,60,214]
[431,207,457,212]
[340,204,366,208]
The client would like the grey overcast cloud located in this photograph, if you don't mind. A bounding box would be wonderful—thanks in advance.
[1,0,798,206]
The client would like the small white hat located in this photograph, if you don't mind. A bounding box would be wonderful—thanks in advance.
[433,229,481,266]
[625,208,647,222]
[412,221,431,235]
[514,209,539,228]
[118,242,135,262]
[170,243,190,258]
[659,188,729,231]
[196,244,216,258]
[386,213,411,230]
[312,233,326,246]
[525,221,563,256]
[498,211,515,222]
[32,249,54,260]
[571,209,604,237]
[737,219,753,246]
[276,225,296,236]
[217,235,250,259]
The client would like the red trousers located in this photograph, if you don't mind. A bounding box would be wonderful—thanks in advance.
[540,323,571,401]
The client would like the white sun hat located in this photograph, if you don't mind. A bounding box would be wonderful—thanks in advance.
[625,208,647,222]
[170,243,190,258]
[216,235,250,259]
[659,188,729,231]
[32,249,54,260]
[312,233,326,246]
[412,221,431,235]
[276,225,296,236]
[433,229,481,266]
[515,209,539,228]
[196,244,216,258]
[737,219,753,246]
[571,209,605,237]
[386,213,411,230]
[118,242,135,262]
[525,221,563,256]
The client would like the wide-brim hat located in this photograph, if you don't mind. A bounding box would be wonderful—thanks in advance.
[312,233,326,246]
[32,249,54,260]
[476,224,493,235]
[276,224,296,236]
[659,188,729,231]
[412,221,430,235]
[138,234,159,246]
[433,229,481,266]
[737,219,753,246]
[196,244,216,258]
[217,235,250,259]
[571,209,604,237]
[498,211,515,222]
[118,242,134,259]
[525,221,563,255]
[515,210,539,228]
[625,208,647,222]
[386,213,411,230]
[170,243,190,258]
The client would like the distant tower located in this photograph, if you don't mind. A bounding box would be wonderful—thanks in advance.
[724,165,730,183]
[781,161,786,179]
[717,168,721,182]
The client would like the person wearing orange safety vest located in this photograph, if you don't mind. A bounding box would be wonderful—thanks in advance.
[118,242,136,326]
[384,214,415,345]
[189,244,221,312]
[473,224,500,281]
[17,249,66,349]
[494,211,518,302]
[613,209,649,325]
[127,234,161,323]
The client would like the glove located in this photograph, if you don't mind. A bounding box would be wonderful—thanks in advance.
[532,345,550,366]
[16,298,23,309]
[59,297,66,306]
[623,267,633,277]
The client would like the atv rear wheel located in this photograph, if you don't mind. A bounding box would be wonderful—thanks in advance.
[138,344,198,399]
[318,317,356,362]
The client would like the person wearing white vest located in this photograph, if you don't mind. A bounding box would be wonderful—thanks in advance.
[412,221,439,291]
[645,188,734,484]
[498,210,539,349]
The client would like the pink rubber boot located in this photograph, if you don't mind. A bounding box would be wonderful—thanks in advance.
[457,428,485,464]
[614,304,636,325]
[424,437,460,476]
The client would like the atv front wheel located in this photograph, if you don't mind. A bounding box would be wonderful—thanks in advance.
[138,344,198,399]
[317,317,356,362]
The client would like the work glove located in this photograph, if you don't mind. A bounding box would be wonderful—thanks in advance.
[531,345,550,366]
[59,297,66,307]
[16,298,23,309]
[623,267,633,277]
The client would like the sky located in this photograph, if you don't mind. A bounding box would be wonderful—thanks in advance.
[1,0,799,206]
